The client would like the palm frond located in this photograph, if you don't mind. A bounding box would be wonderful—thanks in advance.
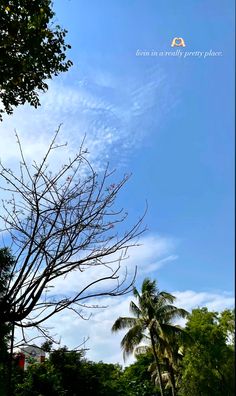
[158,291,176,304]
[157,304,189,323]
[132,286,140,299]
[141,277,157,296]
[121,324,145,360]
[129,300,142,317]
[111,316,137,332]
[159,323,185,338]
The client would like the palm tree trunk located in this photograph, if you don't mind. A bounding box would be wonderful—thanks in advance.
[168,363,176,396]
[150,332,165,396]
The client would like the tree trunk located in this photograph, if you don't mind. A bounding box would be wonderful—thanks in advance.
[150,332,165,396]
[7,320,15,396]
[168,362,176,396]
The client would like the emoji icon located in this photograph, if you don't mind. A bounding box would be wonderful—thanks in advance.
[171,37,186,47]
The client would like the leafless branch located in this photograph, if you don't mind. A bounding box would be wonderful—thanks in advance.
[0,129,145,336]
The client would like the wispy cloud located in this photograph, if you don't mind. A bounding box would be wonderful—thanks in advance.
[0,66,174,236]
[0,65,175,168]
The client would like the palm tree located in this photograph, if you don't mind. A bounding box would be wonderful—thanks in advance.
[111,278,189,396]
[148,332,190,396]
[135,339,185,395]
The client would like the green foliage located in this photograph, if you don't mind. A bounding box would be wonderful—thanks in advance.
[15,360,62,396]
[14,346,158,396]
[15,347,124,396]
[0,248,15,395]
[0,248,14,297]
[78,360,123,396]
[179,307,235,396]
[10,306,235,396]
[49,347,124,396]
[40,340,53,353]
[120,352,160,396]
[49,347,84,394]
[218,309,235,345]
[0,0,72,120]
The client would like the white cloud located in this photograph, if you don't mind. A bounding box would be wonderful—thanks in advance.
[14,232,234,366]
[0,65,173,169]
[47,234,177,297]
[39,288,234,367]
[174,290,235,313]
[15,232,177,364]
[46,294,135,365]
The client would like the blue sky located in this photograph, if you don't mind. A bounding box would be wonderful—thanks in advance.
[0,0,234,363]
[53,0,234,293]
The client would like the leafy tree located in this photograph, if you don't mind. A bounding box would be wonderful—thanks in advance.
[15,346,124,396]
[79,360,123,396]
[218,308,235,345]
[112,278,188,396]
[15,360,62,396]
[179,307,235,396]
[0,130,143,345]
[40,339,53,353]
[0,249,13,353]
[0,248,15,396]
[49,346,84,394]
[120,352,159,396]
[49,347,124,396]
[0,0,72,120]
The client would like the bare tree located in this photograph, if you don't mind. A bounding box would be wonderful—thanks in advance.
[0,128,144,340]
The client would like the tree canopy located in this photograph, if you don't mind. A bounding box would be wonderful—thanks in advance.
[120,352,159,396]
[179,307,235,396]
[1,278,234,396]
[0,249,15,395]
[0,0,72,120]
[15,346,124,396]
